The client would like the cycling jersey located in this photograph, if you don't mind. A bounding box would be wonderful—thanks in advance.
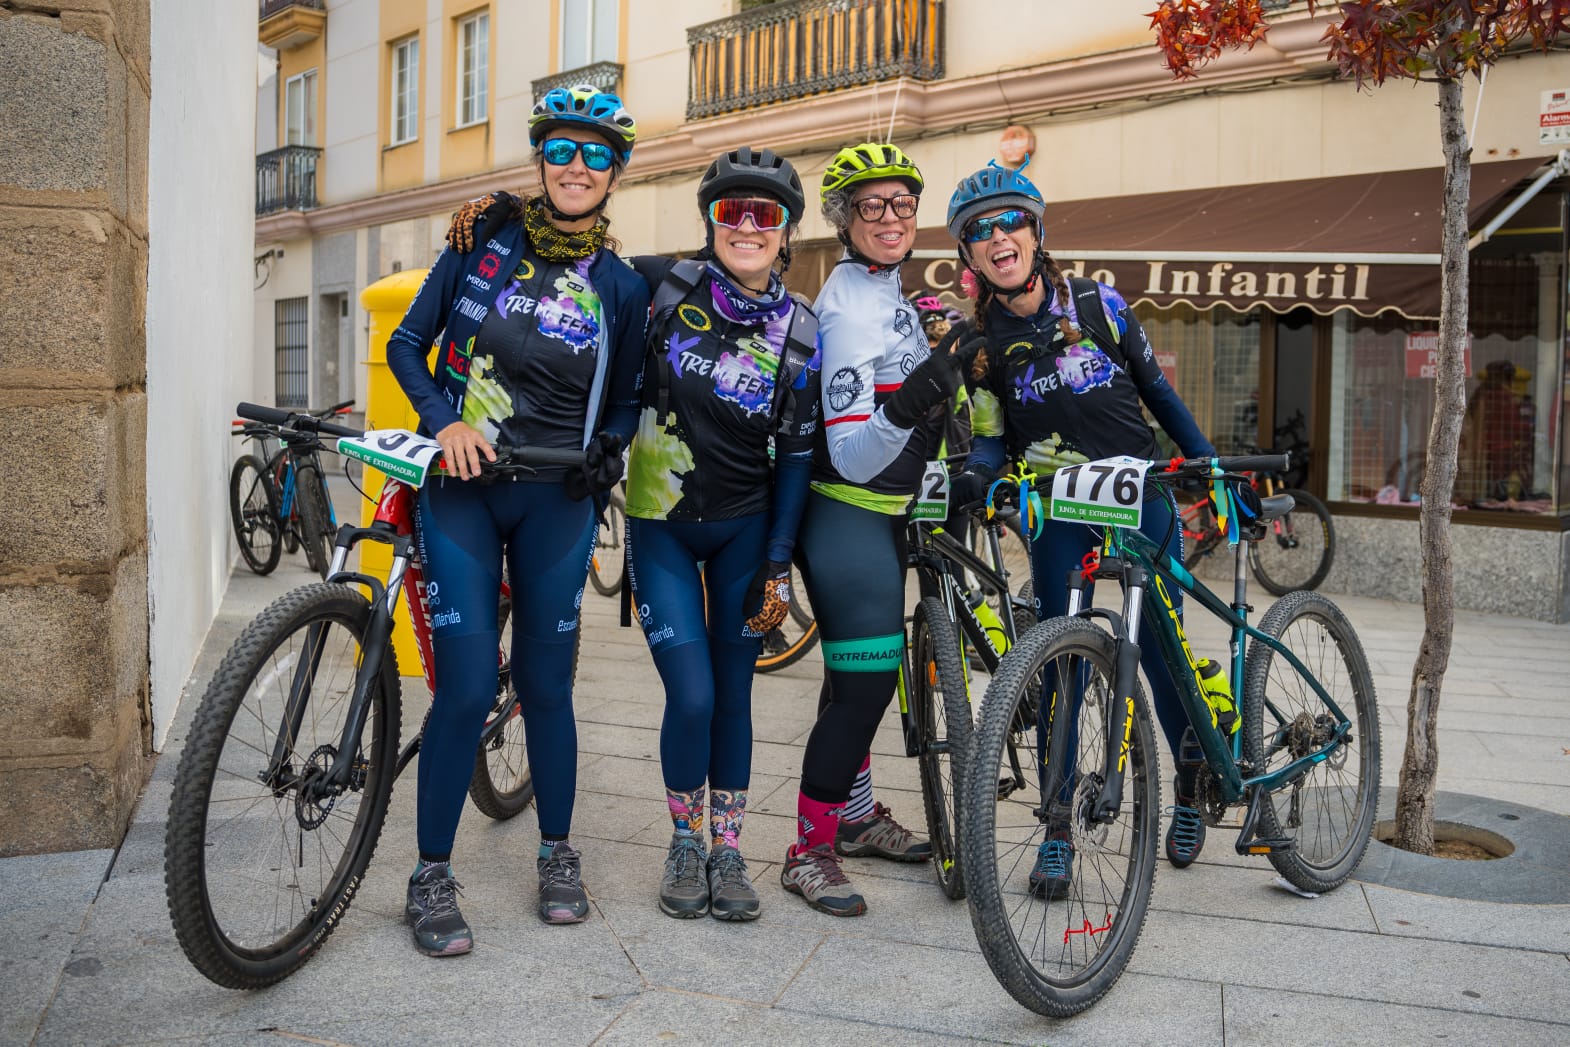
[811,259,942,503]
[968,280,1213,476]
[625,262,821,528]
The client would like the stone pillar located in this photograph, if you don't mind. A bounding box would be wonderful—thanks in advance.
[0,1,151,855]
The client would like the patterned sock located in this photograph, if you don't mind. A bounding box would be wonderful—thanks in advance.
[792,793,842,855]
[538,836,567,861]
[412,857,449,881]
[842,756,875,823]
[709,789,747,850]
[666,786,706,837]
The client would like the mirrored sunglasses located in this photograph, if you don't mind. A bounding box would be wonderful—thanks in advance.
[708,197,790,231]
[851,193,919,222]
[962,208,1034,243]
[541,137,616,171]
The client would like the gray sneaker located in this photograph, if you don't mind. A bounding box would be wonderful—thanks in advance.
[707,844,760,922]
[537,842,590,924]
[658,833,710,919]
[405,863,473,956]
[780,843,866,917]
[834,803,932,862]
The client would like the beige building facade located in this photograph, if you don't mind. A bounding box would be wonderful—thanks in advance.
[254,0,1569,619]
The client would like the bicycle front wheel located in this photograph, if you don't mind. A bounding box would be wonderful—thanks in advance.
[1242,590,1379,893]
[229,455,282,575]
[911,597,972,899]
[588,494,625,596]
[961,617,1159,1017]
[1248,488,1335,595]
[164,584,401,988]
[467,593,535,819]
[755,564,818,673]
[293,462,336,579]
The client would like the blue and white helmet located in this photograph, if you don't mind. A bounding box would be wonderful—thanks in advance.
[529,85,637,163]
[946,160,1045,239]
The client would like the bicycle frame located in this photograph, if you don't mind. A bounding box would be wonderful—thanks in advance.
[1066,518,1354,822]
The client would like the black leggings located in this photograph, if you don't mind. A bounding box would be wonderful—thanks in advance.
[796,492,908,804]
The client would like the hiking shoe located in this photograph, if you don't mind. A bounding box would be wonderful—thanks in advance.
[1028,836,1074,900]
[405,863,473,957]
[658,834,710,919]
[707,844,760,922]
[834,803,932,862]
[780,844,866,917]
[1166,805,1207,868]
[537,842,591,924]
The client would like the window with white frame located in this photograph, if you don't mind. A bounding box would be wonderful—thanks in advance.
[285,69,317,146]
[560,0,618,70]
[391,35,420,145]
[457,11,489,127]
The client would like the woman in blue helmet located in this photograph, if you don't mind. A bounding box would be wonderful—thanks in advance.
[943,161,1217,898]
[387,84,650,956]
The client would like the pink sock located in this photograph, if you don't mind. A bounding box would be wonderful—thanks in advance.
[793,793,841,854]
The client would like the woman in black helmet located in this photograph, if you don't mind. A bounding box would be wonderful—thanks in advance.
[621,147,822,922]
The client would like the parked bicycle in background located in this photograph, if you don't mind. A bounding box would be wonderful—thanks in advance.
[228,400,352,578]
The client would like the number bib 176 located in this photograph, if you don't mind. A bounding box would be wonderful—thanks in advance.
[1048,456,1151,529]
[337,430,443,488]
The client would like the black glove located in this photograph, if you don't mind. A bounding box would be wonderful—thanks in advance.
[743,561,792,633]
[565,432,625,501]
[884,322,986,430]
[949,467,995,510]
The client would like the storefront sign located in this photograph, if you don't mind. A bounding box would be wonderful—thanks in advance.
[1405,331,1473,379]
[1541,89,1570,146]
[1155,350,1178,385]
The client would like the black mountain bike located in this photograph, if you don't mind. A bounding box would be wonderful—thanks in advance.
[229,401,352,577]
[167,404,582,988]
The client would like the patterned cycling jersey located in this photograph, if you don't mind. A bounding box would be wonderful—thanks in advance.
[811,259,941,498]
[626,273,822,522]
[461,244,604,453]
[971,281,1171,475]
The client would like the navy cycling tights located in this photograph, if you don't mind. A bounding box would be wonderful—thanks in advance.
[1028,500,1191,789]
[795,493,907,804]
[414,478,594,860]
[627,513,767,793]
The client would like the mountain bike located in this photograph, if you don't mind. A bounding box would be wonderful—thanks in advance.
[166,403,583,989]
[961,454,1379,1016]
[229,401,353,577]
[588,482,627,596]
[1181,460,1335,596]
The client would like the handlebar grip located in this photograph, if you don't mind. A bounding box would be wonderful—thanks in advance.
[235,401,362,440]
[236,402,293,426]
[497,446,585,469]
[1208,453,1290,475]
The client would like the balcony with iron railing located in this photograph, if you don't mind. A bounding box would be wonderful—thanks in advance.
[530,61,625,103]
[259,0,325,50]
[256,146,321,216]
[687,0,944,121]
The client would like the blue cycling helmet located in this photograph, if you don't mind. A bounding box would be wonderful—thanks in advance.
[529,85,637,163]
[946,160,1045,239]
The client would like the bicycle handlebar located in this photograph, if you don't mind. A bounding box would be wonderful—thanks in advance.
[234,402,586,471]
[1156,453,1290,479]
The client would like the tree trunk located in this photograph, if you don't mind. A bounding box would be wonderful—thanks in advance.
[1392,77,1470,855]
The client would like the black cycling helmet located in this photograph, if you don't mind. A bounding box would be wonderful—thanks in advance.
[697,146,806,222]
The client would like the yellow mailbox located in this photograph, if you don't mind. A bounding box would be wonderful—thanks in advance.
[358,268,432,674]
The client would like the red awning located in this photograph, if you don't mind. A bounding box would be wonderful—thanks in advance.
[903,156,1550,320]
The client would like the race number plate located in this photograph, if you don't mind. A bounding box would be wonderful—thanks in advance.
[1048,455,1151,529]
[337,430,443,488]
[911,460,950,521]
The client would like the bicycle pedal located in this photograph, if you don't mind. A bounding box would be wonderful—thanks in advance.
[996,777,1020,800]
[1235,836,1295,856]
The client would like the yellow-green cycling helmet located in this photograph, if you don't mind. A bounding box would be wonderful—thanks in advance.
[819,142,923,201]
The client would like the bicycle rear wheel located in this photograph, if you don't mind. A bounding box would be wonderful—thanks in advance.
[755,564,818,673]
[911,597,972,899]
[293,462,336,579]
[164,584,401,988]
[229,455,282,575]
[467,593,535,819]
[961,617,1159,1017]
[1242,590,1379,893]
[589,493,625,596]
[1248,489,1334,595]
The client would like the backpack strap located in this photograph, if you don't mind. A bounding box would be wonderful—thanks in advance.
[649,258,707,424]
[774,294,819,427]
[1066,277,1125,371]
